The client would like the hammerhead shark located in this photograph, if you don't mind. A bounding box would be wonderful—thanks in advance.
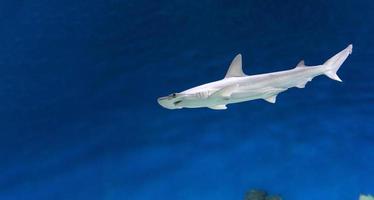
[158,44,352,110]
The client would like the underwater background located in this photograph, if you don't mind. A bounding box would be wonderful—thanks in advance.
[0,0,373,199]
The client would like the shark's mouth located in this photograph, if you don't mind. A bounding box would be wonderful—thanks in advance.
[174,100,182,105]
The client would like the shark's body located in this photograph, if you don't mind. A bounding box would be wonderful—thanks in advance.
[158,44,352,110]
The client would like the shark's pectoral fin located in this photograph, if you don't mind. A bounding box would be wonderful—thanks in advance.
[264,95,277,103]
[211,84,238,98]
[208,105,227,110]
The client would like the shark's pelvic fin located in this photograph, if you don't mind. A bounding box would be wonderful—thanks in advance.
[208,105,227,110]
[264,95,277,103]
[225,54,246,78]
[296,83,306,88]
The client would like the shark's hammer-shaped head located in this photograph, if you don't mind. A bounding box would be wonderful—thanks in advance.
[157,93,184,109]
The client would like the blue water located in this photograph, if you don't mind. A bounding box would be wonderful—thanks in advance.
[0,0,373,199]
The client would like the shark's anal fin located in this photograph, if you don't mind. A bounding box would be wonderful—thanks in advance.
[208,105,227,110]
[211,84,238,98]
[264,95,277,103]
[296,78,313,88]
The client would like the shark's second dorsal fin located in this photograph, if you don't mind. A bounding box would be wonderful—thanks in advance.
[225,54,246,78]
[295,60,305,68]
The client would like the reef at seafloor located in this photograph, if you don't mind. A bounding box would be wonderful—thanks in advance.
[244,189,282,200]
[244,190,374,200]
[360,194,374,200]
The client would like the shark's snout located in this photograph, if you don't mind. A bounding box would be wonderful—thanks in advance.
[157,94,182,109]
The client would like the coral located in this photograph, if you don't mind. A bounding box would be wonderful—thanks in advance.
[360,194,374,200]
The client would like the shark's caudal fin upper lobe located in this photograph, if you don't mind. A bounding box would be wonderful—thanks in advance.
[323,44,353,82]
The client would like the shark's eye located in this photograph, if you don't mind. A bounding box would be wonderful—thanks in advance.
[172,93,176,98]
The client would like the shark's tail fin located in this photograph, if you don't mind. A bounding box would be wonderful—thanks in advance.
[323,44,353,82]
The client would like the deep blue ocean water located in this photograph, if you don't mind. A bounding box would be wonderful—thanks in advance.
[0,0,373,199]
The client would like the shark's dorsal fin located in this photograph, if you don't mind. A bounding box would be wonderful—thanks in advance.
[225,54,246,78]
[295,60,305,68]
